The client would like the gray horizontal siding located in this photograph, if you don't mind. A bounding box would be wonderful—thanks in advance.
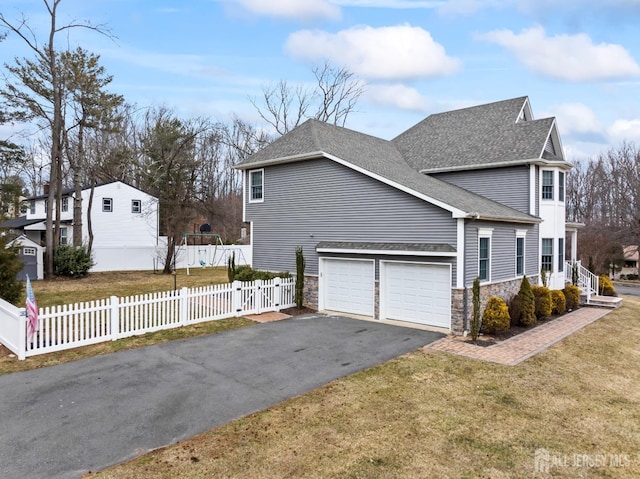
[433,166,530,214]
[464,221,538,285]
[245,159,458,276]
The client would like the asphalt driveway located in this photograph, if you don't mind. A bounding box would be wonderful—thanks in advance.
[0,313,443,479]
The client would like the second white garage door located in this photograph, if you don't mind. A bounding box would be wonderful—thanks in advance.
[322,258,375,316]
[381,262,451,328]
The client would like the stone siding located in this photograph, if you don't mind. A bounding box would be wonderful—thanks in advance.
[302,275,319,310]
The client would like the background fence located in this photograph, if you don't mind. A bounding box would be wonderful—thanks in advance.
[0,277,294,360]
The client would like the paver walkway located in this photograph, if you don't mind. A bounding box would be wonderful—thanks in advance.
[426,306,612,365]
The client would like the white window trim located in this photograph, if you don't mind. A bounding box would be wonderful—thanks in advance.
[249,168,264,203]
[541,237,554,273]
[478,228,493,283]
[23,247,37,256]
[131,199,142,214]
[541,170,554,201]
[516,230,526,277]
[558,171,565,203]
[102,197,113,213]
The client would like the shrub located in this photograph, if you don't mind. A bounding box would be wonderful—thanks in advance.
[516,276,536,326]
[0,236,23,304]
[227,251,237,282]
[233,265,290,282]
[481,296,510,334]
[563,284,581,311]
[295,247,305,309]
[470,277,481,341]
[550,290,566,315]
[508,294,522,325]
[54,245,93,278]
[531,285,552,320]
[598,275,616,296]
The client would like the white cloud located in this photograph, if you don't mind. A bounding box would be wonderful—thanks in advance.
[364,83,428,111]
[547,103,603,136]
[285,24,460,80]
[238,0,341,21]
[479,26,640,81]
[608,119,640,143]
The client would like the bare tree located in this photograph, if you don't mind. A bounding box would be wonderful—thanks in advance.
[250,60,364,135]
[0,0,112,277]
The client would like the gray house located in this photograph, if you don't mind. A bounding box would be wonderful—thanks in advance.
[237,96,581,333]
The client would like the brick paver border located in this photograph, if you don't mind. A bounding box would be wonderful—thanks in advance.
[425,307,613,366]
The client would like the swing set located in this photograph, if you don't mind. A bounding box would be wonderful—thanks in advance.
[180,232,248,275]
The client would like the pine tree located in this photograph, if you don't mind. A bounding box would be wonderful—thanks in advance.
[0,236,23,304]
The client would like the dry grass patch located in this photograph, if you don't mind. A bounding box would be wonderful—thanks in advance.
[30,267,229,306]
[90,297,640,479]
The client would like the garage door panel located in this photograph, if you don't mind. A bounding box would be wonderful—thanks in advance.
[382,262,451,328]
[323,259,374,316]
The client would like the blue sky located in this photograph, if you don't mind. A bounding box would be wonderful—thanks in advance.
[2,0,640,161]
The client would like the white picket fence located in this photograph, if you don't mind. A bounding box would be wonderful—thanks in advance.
[0,277,295,360]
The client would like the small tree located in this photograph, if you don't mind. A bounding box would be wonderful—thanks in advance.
[540,267,548,287]
[227,251,236,282]
[563,284,581,311]
[295,246,305,309]
[470,277,481,341]
[531,285,552,320]
[550,290,566,315]
[54,245,93,278]
[0,236,23,304]
[517,275,536,326]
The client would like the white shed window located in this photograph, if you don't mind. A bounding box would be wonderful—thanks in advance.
[131,199,141,214]
[103,198,113,212]
[23,247,36,256]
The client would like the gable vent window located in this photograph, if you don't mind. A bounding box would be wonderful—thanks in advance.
[103,198,113,212]
[544,138,556,156]
[542,171,554,200]
[131,199,141,214]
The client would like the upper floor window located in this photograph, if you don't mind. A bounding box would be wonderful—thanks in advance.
[103,198,113,212]
[30,200,35,215]
[131,199,141,214]
[541,238,553,273]
[249,169,264,202]
[61,197,69,212]
[559,171,565,202]
[542,171,554,200]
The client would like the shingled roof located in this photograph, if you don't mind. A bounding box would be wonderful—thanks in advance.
[392,97,562,172]
[236,96,566,224]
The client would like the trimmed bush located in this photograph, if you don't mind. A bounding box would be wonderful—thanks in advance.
[233,265,290,282]
[598,275,616,296]
[563,284,581,311]
[550,290,566,315]
[0,236,23,304]
[531,285,552,320]
[508,294,522,325]
[513,275,536,326]
[481,296,510,334]
[54,245,93,278]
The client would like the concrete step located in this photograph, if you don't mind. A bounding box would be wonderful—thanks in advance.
[583,295,623,309]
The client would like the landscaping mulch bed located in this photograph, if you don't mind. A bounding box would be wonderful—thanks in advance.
[466,314,561,347]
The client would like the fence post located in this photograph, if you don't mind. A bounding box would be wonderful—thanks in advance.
[18,307,26,361]
[110,296,119,341]
[255,279,263,314]
[181,287,189,326]
[274,277,281,312]
[232,280,242,317]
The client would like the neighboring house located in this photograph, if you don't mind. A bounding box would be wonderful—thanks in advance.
[236,96,584,334]
[0,181,159,272]
[621,245,639,278]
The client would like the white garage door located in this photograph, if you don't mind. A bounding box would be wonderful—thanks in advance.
[323,259,375,316]
[382,262,451,328]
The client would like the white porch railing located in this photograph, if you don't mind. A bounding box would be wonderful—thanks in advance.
[0,277,295,361]
[566,261,599,302]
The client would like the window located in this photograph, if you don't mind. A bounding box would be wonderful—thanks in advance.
[23,247,36,256]
[542,171,554,200]
[541,238,554,273]
[29,200,35,215]
[249,169,263,202]
[102,198,113,212]
[61,197,69,212]
[60,227,68,245]
[516,236,525,277]
[558,238,564,272]
[559,171,565,202]
[131,199,141,214]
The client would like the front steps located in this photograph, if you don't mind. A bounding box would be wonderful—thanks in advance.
[581,294,623,309]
